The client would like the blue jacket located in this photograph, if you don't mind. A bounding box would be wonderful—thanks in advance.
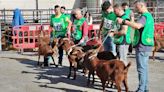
[12,8,24,27]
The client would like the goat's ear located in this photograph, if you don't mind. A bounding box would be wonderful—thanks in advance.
[81,53,86,57]
[72,50,78,55]
[70,41,74,45]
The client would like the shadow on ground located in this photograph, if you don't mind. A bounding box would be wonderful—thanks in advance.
[1,56,120,92]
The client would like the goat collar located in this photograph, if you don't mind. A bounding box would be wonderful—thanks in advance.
[88,53,98,60]
[66,45,76,55]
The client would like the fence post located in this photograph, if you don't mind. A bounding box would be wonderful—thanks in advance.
[3,8,6,24]
[0,20,2,51]
[155,7,157,23]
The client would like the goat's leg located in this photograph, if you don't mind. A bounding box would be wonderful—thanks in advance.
[123,77,129,92]
[83,68,88,76]
[110,81,114,88]
[101,79,106,92]
[67,62,72,79]
[92,71,95,85]
[115,80,122,92]
[152,47,156,61]
[87,72,91,86]
[38,54,40,65]
[73,62,77,80]
[51,56,58,67]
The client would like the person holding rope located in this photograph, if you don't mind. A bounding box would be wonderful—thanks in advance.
[117,0,154,92]
[50,5,72,66]
[71,8,88,46]
[122,2,135,55]
[110,4,132,66]
[98,1,117,56]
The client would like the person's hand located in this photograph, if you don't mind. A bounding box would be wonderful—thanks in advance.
[66,29,71,39]
[108,31,114,37]
[78,38,84,45]
[117,17,123,24]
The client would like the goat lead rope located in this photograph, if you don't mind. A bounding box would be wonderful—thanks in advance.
[89,33,110,59]
[96,33,109,53]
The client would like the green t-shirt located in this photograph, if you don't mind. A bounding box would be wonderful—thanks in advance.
[50,14,68,37]
[62,13,71,28]
[102,11,117,37]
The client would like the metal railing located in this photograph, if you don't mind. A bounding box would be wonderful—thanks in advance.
[0,7,164,25]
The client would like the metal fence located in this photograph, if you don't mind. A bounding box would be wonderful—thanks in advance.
[0,7,164,25]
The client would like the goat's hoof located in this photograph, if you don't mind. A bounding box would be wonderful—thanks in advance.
[67,75,71,79]
[87,83,90,87]
[72,77,76,80]
[55,65,58,68]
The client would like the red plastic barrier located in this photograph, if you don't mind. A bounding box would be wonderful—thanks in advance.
[12,24,52,50]
[87,24,101,46]
[154,23,164,38]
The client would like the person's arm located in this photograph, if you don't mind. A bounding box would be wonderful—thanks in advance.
[117,17,143,29]
[98,19,104,38]
[130,11,135,22]
[79,21,88,43]
[50,15,54,36]
[65,18,72,39]
[50,15,54,28]
[113,25,128,36]
[88,16,93,25]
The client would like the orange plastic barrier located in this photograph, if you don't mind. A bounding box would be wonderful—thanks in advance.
[12,24,52,50]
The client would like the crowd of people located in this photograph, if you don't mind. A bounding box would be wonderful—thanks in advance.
[49,0,154,92]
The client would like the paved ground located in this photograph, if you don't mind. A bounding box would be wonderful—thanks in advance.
[0,50,164,92]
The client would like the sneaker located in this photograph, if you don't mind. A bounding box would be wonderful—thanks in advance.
[144,90,149,92]
[58,63,62,66]
[127,52,132,55]
[135,89,148,92]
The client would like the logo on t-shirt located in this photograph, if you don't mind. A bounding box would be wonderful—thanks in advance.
[53,23,62,31]
[103,18,113,29]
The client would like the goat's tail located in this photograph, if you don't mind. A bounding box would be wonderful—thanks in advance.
[124,62,131,73]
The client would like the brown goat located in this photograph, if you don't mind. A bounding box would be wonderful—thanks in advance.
[152,37,164,61]
[58,38,100,80]
[58,38,84,79]
[37,36,57,67]
[83,49,117,86]
[96,59,131,92]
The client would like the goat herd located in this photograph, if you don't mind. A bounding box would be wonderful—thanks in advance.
[37,34,133,92]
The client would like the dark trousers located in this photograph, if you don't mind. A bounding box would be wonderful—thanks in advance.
[128,43,133,53]
[51,35,65,65]
[58,44,63,65]
[74,40,80,44]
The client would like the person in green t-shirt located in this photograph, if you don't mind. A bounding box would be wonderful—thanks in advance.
[98,1,117,56]
[112,4,132,66]
[50,5,72,66]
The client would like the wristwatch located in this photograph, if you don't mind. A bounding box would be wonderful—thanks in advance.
[122,20,126,25]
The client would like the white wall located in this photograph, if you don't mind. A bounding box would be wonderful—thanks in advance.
[0,0,79,9]
[0,0,36,9]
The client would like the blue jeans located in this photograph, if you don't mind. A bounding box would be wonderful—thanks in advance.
[135,50,150,92]
[103,36,116,56]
